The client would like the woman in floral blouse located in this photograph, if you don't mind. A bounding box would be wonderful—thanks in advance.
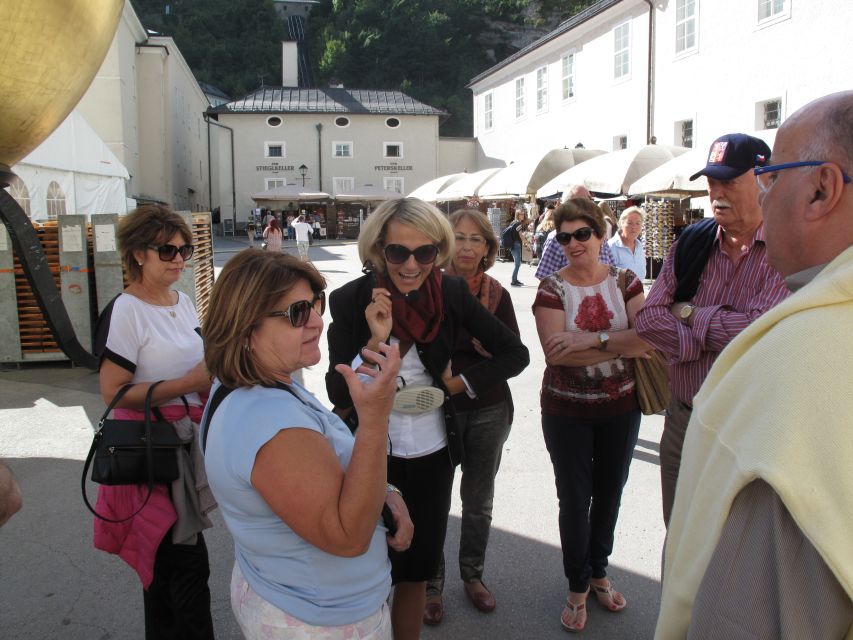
[531,198,652,633]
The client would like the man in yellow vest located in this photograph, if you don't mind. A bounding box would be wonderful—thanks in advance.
[656,91,853,637]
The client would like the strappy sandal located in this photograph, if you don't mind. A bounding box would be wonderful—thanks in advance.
[560,593,588,633]
[589,580,626,612]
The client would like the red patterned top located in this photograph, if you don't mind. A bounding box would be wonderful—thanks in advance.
[533,267,643,417]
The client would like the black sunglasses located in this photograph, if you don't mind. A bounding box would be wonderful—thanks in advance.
[555,227,594,245]
[383,243,439,265]
[265,291,326,328]
[148,243,194,261]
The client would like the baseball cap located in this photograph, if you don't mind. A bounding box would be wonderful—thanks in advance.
[689,133,771,181]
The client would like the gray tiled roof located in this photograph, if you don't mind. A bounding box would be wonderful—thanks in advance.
[467,0,625,87]
[210,86,447,116]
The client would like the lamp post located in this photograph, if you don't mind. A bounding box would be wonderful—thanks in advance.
[299,164,307,187]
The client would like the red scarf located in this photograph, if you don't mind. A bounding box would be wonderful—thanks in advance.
[376,268,444,344]
[445,264,503,314]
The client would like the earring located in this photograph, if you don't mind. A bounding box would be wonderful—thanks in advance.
[138,261,143,266]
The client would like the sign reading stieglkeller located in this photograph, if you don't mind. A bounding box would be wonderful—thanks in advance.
[256,162,295,172]
[374,162,413,172]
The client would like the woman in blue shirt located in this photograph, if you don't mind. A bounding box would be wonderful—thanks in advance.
[607,206,646,279]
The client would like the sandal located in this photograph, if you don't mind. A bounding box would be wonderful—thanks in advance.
[560,592,588,633]
[423,594,444,626]
[589,580,626,612]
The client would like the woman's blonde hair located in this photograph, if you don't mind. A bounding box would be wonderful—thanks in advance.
[204,249,326,388]
[117,204,192,282]
[536,210,555,233]
[553,198,606,238]
[619,205,644,224]
[358,198,455,272]
[448,208,498,271]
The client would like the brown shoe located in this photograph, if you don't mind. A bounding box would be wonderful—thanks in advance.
[423,594,444,626]
[464,579,496,613]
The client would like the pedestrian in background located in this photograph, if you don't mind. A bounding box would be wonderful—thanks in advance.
[608,206,646,279]
[291,215,313,262]
[262,217,283,252]
[506,208,528,287]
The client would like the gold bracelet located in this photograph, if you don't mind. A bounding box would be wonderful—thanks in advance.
[385,483,402,498]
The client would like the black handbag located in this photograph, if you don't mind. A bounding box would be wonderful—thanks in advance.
[82,381,182,522]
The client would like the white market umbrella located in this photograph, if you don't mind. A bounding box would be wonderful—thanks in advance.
[627,148,708,196]
[251,184,331,201]
[434,167,504,202]
[408,173,467,201]
[334,184,399,202]
[535,144,691,197]
[478,148,605,199]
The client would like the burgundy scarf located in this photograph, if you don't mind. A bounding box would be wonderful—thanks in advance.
[376,268,444,344]
[445,264,503,314]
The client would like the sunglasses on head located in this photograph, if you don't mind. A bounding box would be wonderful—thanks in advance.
[555,227,594,245]
[265,291,326,328]
[148,243,194,261]
[383,243,439,265]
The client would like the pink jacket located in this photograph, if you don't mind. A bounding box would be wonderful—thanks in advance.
[92,403,204,589]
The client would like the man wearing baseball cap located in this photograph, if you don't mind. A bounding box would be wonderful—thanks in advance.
[634,133,789,526]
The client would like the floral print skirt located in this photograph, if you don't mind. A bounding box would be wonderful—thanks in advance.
[230,563,392,639]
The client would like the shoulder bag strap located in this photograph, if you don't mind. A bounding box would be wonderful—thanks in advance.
[200,384,235,454]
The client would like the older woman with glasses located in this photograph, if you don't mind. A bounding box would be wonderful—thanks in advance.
[94,204,215,639]
[422,209,521,625]
[532,198,652,633]
[326,198,529,640]
[202,250,413,639]
[607,206,646,279]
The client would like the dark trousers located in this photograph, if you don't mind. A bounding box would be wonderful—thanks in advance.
[143,532,214,640]
[510,242,522,283]
[427,400,511,594]
[542,409,641,593]
[659,396,693,527]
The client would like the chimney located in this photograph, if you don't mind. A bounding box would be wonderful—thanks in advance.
[282,41,298,87]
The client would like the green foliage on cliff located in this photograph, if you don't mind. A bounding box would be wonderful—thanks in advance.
[131,0,597,136]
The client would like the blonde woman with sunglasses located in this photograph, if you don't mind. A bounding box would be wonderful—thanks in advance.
[326,198,529,640]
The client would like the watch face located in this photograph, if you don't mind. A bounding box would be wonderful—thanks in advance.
[680,305,693,319]
[600,332,610,341]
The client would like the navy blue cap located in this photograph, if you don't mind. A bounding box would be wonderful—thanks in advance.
[689,133,772,181]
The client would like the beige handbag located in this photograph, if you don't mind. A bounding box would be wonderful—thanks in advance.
[616,269,671,415]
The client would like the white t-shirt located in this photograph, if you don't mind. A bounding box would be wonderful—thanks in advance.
[291,221,312,243]
[104,291,204,408]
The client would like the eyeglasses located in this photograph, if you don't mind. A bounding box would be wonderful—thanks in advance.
[454,234,486,247]
[265,291,326,327]
[555,227,595,245]
[383,243,439,265]
[754,161,852,193]
[148,243,194,261]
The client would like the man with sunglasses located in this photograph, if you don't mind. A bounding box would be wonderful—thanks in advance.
[655,92,853,639]
[634,133,789,528]
[534,185,616,280]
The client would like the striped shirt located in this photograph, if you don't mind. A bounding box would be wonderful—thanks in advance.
[534,231,615,279]
[634,224,788,405]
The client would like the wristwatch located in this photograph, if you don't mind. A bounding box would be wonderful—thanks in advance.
[679,304,696,324]
[598,332,610,351]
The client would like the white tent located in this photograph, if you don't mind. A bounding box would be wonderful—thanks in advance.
[434,167,504,202]
[407,173,467,201]
[478,148,605,199]
[11,110,129,220]
[251,184,331,201]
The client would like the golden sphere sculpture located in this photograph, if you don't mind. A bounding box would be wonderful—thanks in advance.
[0,0,124,175]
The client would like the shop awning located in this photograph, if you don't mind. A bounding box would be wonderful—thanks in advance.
[251,185,331,201]
[477,148,605,199]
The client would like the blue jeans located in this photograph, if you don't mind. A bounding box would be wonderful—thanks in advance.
[427,400,511,592]
[510,242,522,283]
[541,409,641,593]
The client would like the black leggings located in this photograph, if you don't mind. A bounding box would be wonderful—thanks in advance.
[143,531,214,640]
[541,410,641,593]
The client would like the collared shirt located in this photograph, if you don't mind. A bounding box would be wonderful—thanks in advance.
[784,263,827,292]
[534,231,615,279]
[634,223,789,405]
[607,234,646,279]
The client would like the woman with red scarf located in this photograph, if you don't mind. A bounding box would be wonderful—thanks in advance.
[326,198,529,640]
[422,209,520,625]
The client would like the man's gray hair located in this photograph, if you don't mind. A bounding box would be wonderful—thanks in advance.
[799,99,853,174]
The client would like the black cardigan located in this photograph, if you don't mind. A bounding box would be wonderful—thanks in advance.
[325,273,530,466]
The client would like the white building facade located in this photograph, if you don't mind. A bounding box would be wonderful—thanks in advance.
[469,0,853,165]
